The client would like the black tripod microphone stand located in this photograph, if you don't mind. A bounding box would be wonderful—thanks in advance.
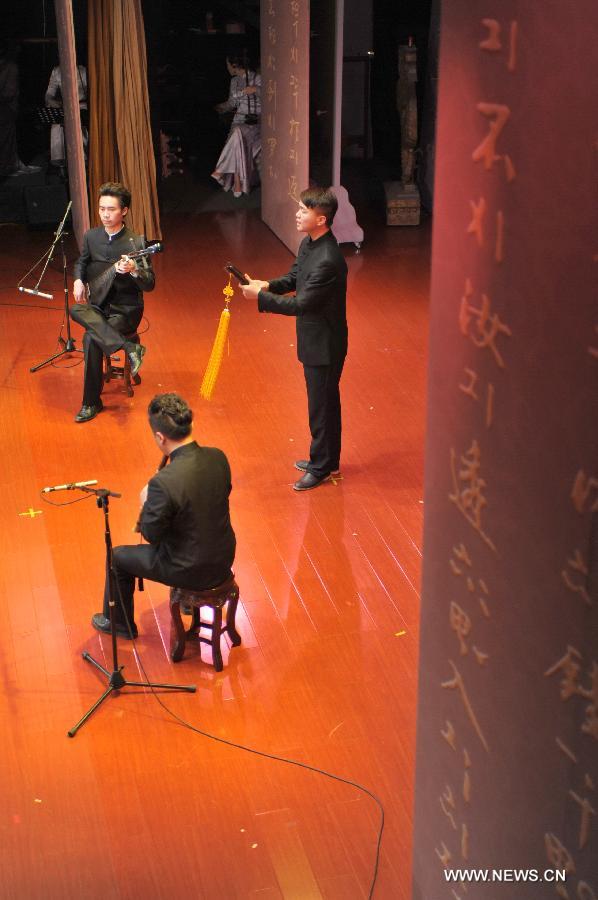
[68,485,196,738]
[27,200,83,372]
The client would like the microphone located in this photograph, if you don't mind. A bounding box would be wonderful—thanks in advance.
[19,286,54,300]
[41,479,98,493]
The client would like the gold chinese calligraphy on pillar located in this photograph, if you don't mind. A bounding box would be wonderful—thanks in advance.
[413,3,598,899]
[260,0,309,254]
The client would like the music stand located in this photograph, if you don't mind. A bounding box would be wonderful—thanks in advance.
[36,106,64,126]
[68,484,196,738]
[27,200,83,372]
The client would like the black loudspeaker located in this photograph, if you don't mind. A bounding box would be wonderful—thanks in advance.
[25,184,69,225]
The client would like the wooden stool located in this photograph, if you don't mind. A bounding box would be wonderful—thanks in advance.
[169,574,241,671]
[103,331,141,398]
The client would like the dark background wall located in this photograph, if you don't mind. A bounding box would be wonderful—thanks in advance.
[5,0,261,174]
[371,0,432,171]
[6,0,434,193]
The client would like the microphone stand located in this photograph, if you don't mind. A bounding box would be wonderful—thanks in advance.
[68,484,196,738]
[26,201,84,372]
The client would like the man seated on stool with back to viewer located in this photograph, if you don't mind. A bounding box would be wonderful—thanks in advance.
[92,393,236,639]
[70,182,153,423]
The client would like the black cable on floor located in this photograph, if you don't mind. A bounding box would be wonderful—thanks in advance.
[113,576,385,898]
[40,492,96,508]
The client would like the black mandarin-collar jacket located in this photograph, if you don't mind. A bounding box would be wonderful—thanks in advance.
[257,229,348,366]
[139,441,236,590]
[73,225,155,309]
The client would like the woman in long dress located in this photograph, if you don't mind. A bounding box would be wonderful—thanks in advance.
[211,55,261,198]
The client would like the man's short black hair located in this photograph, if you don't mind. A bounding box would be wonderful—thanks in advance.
[299,186,338,227]
[226,50,254,69]
[98,182,131,210]
[148,393,193,440]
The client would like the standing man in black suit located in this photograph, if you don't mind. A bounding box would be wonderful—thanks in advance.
[92,392,236,638]
[70,182,153,423]
[241,187,348,491]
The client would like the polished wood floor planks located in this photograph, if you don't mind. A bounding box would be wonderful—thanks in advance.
[0,201,430,899]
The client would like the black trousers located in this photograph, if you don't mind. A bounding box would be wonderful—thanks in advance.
[70,303,142,406]
[303,358,345,478]
[104,544,232,627]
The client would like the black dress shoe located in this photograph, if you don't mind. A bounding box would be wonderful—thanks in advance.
[125,342,146,376]
[294,459,341,477]
[293,471,331,492]
[91,612,138,639]
[74,401,103,423]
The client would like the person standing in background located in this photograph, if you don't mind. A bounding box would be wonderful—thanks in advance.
[45,62,88,167]
[211,52,261,198]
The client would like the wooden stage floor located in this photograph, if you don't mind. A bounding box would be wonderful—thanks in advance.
[0,200,429,899]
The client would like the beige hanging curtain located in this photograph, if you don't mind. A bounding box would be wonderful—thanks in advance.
[87,0,161,239]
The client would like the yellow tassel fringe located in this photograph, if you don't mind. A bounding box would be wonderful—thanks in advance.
[200,278,235,400]
[200,307,230,400]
